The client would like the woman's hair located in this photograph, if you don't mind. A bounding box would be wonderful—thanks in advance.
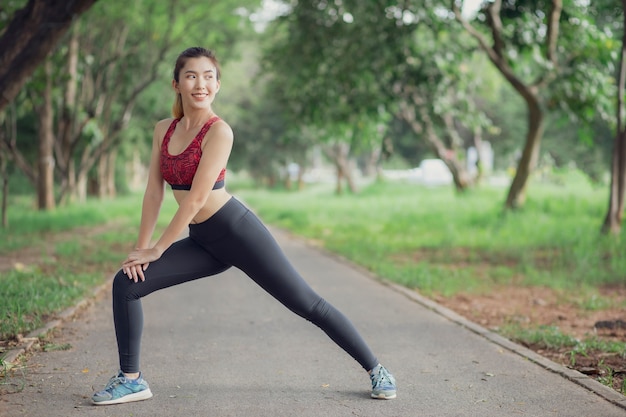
[172,47,221,119]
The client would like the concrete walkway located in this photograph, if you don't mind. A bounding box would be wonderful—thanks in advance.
[2,227,626,417]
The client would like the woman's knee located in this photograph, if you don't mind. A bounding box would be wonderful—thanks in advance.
[300,297,332,324]
[112,270,138,301]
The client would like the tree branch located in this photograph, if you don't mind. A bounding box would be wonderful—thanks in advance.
[486,0,505,60]
[0,0,98,112]
[451,1,538,101]
[2,104,37,184]
[545,0,563,66]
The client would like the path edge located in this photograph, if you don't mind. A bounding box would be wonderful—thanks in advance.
[291,231,626,412]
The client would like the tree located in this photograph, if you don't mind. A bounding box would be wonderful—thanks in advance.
[264,1,494,192]
[391,21,492,191]
[0,0,98,210]
[3,0,259,207]
[452,0,615,209]
[0,0,98,114]
[602,0,626,234]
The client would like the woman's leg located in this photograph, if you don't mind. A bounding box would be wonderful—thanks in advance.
[192,200,379,371]
[112,237,230,373]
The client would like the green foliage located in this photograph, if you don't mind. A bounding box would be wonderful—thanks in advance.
[0,193,177,253]
[574,293,615,311]
[5,0,261,203]
[499,325,580,350]
[4,0,621,211]
[0,268,96,340]
[264,0,410,123]
[238,176,626,296]
[219,41,302,181]
[473,0,618,124]
[0,196,125,251]
[261,0,623,202]
[0,0,26,31]
[0,192,178,340]
[501,323,626,386]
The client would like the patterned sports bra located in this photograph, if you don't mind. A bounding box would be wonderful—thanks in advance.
[160,117,226,190]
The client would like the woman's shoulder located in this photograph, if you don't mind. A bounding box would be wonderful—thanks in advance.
[208,117,234,141]
[155,117,177,130]
[153,117,177,139]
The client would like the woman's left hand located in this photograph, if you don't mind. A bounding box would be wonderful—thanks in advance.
[122,247,161,282]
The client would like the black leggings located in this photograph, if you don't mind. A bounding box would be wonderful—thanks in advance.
[112,197,379,373]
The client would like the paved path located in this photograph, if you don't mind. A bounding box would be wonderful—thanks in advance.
[2,227,626,417]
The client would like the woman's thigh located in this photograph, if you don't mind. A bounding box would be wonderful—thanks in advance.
[114,237,231,300]
[207,211,321,313]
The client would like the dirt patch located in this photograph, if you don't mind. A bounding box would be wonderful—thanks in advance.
[432,285,626,394]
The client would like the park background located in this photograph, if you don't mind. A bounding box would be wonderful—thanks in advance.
[1,0,626,396]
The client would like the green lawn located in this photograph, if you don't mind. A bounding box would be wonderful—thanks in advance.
[236,176,624,297]
[0,194,177,341]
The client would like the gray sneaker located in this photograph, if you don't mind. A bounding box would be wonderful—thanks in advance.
[91,371,153,405]
[370,364,396,399]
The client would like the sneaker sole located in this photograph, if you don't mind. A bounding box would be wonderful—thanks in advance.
[371,391,396,400]
[92,388,153,406]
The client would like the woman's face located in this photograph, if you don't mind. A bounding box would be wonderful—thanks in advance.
[173,57,220,112]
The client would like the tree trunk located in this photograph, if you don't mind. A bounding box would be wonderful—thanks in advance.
[297,166,305,190]
[55,13,167,203]
[603,133,626,234]
[453,0,561,209]
[472,126,485,183]
[400,97,472,192]
[0,130,8,228]
[56,23,81,205]
[107,151,117,197]
[76,168,88,203]
[505,97,544,209]
[324,142,357,194]
[1,154,7,228]
[0,0,98,113]
[601,1,626,235]
[37,60,56,210]
[96,150,117,198]
[362,147,381,178]
[2,102,37,184]
[96,156,106,198]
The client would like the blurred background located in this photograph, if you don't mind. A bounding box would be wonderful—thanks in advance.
[1,0,622,220]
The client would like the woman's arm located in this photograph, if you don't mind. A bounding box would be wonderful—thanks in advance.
[122,120,168,281]
[135,123,168,249]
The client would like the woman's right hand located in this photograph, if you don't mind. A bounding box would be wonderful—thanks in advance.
[122,246,163,282]
[123,263,150,283]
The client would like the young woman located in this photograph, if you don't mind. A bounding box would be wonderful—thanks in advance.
[91,47,396,405]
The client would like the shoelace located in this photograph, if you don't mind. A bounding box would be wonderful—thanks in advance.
[371,367,394,388]
[104,375,127,390]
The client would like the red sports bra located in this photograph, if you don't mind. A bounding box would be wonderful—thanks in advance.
[160,117,226,190]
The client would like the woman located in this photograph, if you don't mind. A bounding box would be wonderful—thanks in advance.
[91,47,396,406]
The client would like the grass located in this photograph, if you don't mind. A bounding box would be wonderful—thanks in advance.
[237,177,626,296]
[498,324,580,350]
[0,193,177,341]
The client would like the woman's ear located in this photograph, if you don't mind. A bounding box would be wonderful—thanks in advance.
[172,79,179,93]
